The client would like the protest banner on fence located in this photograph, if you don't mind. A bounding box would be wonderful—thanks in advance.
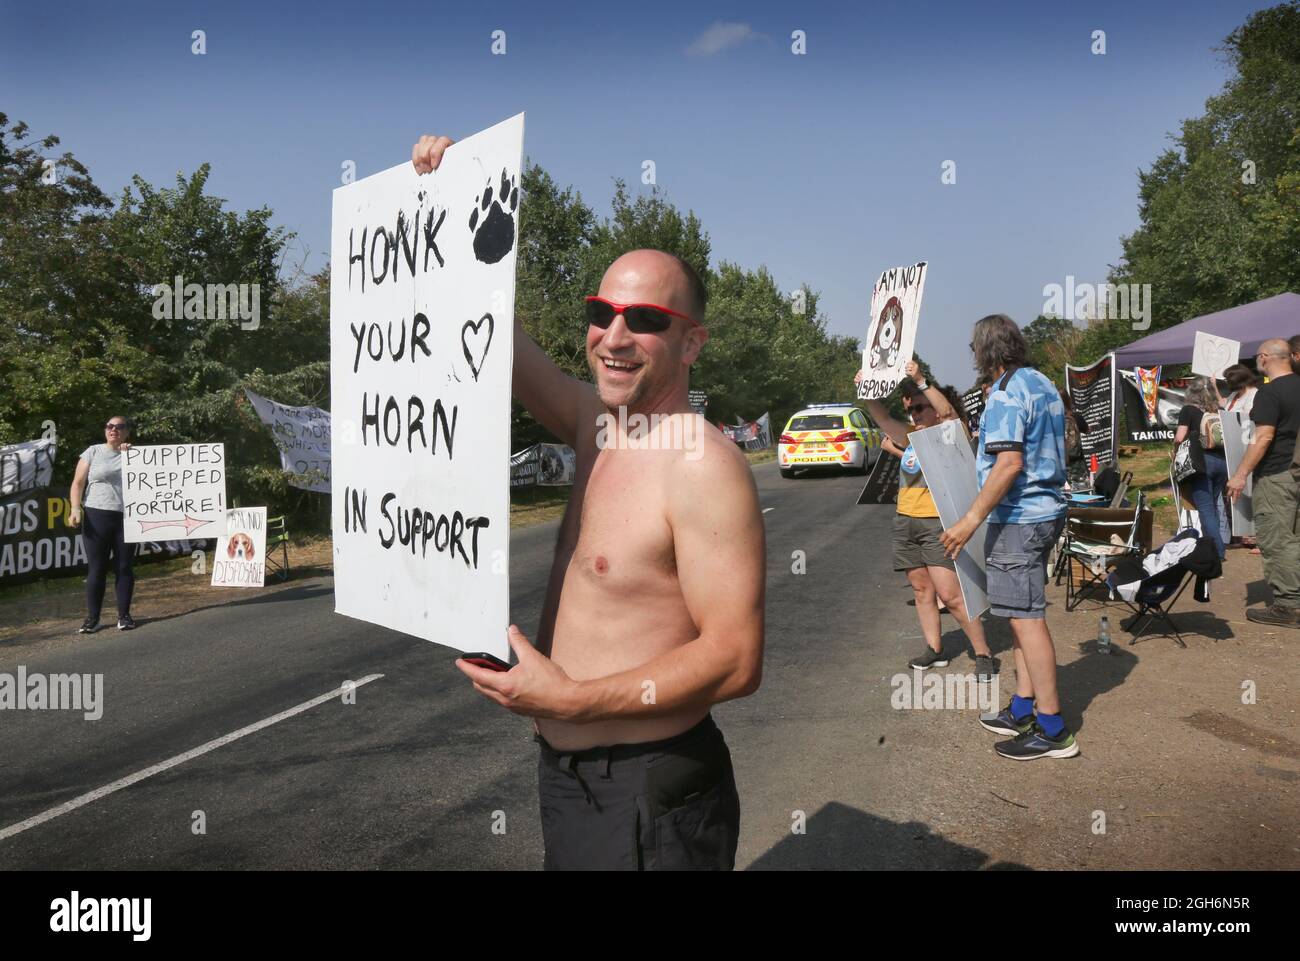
[120,444,227,543]
[537,444,576,486]
[510,445,540,488]
[1222,410,1254,537]
[959,386,985,435]
[909,420,989,617]
[211,507,267,588]
[243,389,331,493]
[1065,354,1116,469]
[1119,370,1185,443]
[1191,332,1241,381]
[330,114,522,660]
[0,485,203,585]
[857,261,927,401]
[0,437,57,496]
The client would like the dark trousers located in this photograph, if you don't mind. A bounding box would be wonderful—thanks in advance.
[537,715,740,871]
[83,507,135,621]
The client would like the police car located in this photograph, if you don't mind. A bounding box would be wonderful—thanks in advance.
[777,404,881,478]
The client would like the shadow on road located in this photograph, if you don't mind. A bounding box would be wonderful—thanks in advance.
[137,581,335,628]
[747,801,1029,870]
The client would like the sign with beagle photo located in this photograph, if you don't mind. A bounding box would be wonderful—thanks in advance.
[211,507,267,588]
[857,261,927,401]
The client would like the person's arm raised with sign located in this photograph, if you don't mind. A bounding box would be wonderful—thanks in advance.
[412,133,597,449]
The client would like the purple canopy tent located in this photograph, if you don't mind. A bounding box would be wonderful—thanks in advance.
[1079,292,1300,458]
[1111,292,1300,368]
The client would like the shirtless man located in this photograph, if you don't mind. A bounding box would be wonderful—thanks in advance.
[412,134,765,870]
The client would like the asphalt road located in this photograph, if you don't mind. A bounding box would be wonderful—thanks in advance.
[0,461,988,870]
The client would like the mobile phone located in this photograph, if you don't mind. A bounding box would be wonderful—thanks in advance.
[460,652,511,672]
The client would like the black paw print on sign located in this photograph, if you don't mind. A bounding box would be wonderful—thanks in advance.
[468,169,518,265]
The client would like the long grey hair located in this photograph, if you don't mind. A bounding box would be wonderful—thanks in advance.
[1184,377,1218,414]
[970,314,1029,379]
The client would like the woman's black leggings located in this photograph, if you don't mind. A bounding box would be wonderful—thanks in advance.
[83,507,135,621]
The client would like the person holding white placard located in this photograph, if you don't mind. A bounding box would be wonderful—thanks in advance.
[939,315,1076,761]
[856,361,994,679]
[68,415,137,633]
[414,133,764,871]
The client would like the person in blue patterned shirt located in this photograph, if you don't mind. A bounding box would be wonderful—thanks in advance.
[939,314,1076,761]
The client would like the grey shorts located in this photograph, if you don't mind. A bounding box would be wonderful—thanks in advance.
[893,514,954,571]
[984,515,1066,619]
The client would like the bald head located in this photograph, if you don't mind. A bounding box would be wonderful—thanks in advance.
[601,249,707,325]
[1261,338,1290,358]
[1258,338,1294,377]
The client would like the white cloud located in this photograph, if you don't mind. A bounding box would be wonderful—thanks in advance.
[686,22,761,57]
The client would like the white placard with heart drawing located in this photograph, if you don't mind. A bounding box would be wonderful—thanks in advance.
[1191,331,1241,380]
[329,113,522,660]
[857,262,927,401]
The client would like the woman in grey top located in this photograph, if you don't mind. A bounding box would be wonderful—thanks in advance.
[69,416,137,632]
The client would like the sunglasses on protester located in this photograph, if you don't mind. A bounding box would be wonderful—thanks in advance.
[906,401,932,414]
[105,423,129,431]
[585,296,699,334]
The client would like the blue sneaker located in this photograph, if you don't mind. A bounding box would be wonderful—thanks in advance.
[994,722,1080,760]
[978,702,1034,736]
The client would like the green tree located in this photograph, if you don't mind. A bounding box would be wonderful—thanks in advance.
[1076,1,1300,365]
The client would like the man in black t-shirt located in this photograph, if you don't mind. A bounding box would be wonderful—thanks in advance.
[1228,339,1300,626]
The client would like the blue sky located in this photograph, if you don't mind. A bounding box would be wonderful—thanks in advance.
[1,0,1272,389]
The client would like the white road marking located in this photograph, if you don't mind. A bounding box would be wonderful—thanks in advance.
[0,674,384,843]
[763,508,775,514]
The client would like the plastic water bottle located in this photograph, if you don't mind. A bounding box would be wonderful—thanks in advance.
[1098,615,1112,654]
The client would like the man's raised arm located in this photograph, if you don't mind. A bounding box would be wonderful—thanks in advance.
[412,133,595,448]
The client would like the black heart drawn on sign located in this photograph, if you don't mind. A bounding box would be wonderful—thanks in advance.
[462,313,494,381]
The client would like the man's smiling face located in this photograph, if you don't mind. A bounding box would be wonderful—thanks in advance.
[585,250,706,412]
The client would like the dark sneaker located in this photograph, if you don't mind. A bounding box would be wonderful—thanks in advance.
[77,618,99,635]
[975,655,997,680]
[1246,604,1300,628]
[908,647,949,670]
[994,722,1080,760]
[979,701,1034,736]
[117,614,137,631]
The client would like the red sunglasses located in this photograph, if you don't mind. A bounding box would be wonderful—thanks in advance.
[585,296,700,333]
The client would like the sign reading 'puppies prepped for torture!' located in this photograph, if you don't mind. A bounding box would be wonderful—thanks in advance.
[330,114,523,661]
[120,444,227,543]
[857,261,927,402]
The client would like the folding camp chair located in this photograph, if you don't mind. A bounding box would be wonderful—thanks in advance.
[1106,532,1222,648]
[1117,565,1196,648]
[264,514,290,582]
[1057,492,1150,611]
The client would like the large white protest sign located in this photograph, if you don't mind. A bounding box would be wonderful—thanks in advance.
[211,507,267,588]
[857,261,927,401]
[1191,331,1241,381]
[1,437,56,496]
[244,389,331,493]
[909,419,989,618]
[121,444,226,543]
[1222,409,1254,537]
[330,114,522,660]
